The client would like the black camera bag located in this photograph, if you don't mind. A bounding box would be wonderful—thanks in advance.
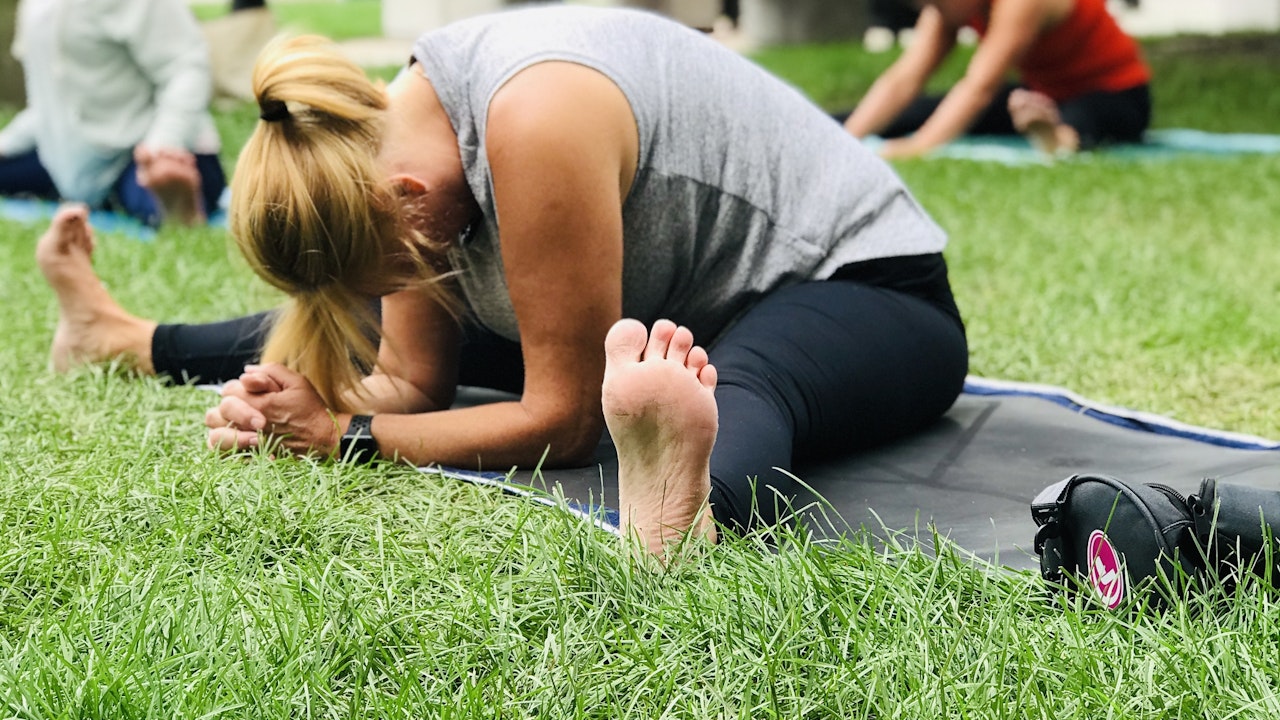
[1187,478,1280,586]
[1031,473,1203,607]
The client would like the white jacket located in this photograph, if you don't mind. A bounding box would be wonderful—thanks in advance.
[0,0,221,204]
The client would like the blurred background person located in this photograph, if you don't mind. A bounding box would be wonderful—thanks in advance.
[0,0,225,226]
[842,0,1151,158]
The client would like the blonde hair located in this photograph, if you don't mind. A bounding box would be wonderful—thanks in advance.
[230,35,449,412]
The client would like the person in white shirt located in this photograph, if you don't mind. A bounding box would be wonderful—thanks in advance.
[0,0,225,226]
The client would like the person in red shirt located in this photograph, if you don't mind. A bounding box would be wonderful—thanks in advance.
[843,0,1151,158]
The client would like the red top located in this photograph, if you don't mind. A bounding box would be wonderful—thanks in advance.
[969,0,1150,102]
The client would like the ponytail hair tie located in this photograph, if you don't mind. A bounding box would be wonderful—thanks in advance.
[259,99,290,123]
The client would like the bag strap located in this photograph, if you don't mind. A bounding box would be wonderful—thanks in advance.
[1031,476,1075,529]
[1187,477,1217,543]
[1031,476,1077,584]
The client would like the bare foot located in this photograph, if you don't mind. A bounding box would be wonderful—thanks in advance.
[36,204,159,373]
[134,145,206,226]
[1008,89,1080,156]
[602,318,719,562]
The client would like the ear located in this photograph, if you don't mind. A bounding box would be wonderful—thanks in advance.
[389,173,429,200]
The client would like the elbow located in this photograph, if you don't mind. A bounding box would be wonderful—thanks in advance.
[539,413,605,468]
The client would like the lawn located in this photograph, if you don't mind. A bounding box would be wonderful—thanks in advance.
[190,0,384,41]
[1,17,1279,718]
[757,34,1280,435]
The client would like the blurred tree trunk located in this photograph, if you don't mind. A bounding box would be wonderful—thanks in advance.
[619,0,721,29]
[0,0,24,106]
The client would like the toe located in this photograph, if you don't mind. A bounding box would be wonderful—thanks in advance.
[53,202,88,227]
[697,362,717,390]
[666,325,694,363]
[644,319,678,361]
[686,345,709,372]
[604,319,648,365]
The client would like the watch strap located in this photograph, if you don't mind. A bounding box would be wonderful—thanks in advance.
[339,414,377,461]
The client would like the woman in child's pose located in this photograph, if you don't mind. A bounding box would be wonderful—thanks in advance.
[39,6,967,558]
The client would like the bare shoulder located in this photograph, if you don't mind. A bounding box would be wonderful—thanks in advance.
[486,62,637,156]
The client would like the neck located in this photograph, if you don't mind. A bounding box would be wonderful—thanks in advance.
[382,65,479,242]
[383,66,463,179]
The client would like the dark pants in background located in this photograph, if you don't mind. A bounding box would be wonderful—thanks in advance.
[0,150,227,227]
[877,83,1153,149]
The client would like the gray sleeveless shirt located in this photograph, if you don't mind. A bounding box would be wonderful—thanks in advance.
[413,5,947,344]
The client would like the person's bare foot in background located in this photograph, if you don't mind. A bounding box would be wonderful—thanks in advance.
[36,204,158,373]
[134,145,206,226]
[1009,89,1080,157]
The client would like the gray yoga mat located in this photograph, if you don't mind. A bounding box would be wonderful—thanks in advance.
[435,379,1280,570]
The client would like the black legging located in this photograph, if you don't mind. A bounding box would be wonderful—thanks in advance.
[151,310,526,391]
[705,253,966,531]
[152,253,968,533]
[871,83,1152,150]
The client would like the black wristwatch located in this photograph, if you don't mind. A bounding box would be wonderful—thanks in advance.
[338,414,378,462]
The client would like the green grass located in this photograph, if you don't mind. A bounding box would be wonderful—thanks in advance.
[753,34,1280,434]
[191,0,383,41]
[2,32,1280,718]
[899,154,1280,433]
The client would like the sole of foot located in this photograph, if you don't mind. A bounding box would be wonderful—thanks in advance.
[134,146,206,227]
[1009,88,1079,157]
[602,318,719,564]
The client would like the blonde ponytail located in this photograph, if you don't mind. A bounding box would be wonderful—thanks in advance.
[259,290,380,411]
[229,34,451,410]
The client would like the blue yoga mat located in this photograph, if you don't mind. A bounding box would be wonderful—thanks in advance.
[0,197,228,241]
[862,128,1280,165]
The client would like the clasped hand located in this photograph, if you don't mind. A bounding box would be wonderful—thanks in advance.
[205,363,339,457]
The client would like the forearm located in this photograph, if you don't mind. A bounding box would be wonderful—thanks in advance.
[345,373,451,415]
[844,71,923,137]
[214,360,604,468]
[144,61,213,150]
[889,0,1046,156]
[355,401,602,470]
[888,76,1000,155]
[848,6,954,138]
[0,109,39,157]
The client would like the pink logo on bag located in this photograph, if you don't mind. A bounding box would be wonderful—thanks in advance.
[1087,529,1124,609]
